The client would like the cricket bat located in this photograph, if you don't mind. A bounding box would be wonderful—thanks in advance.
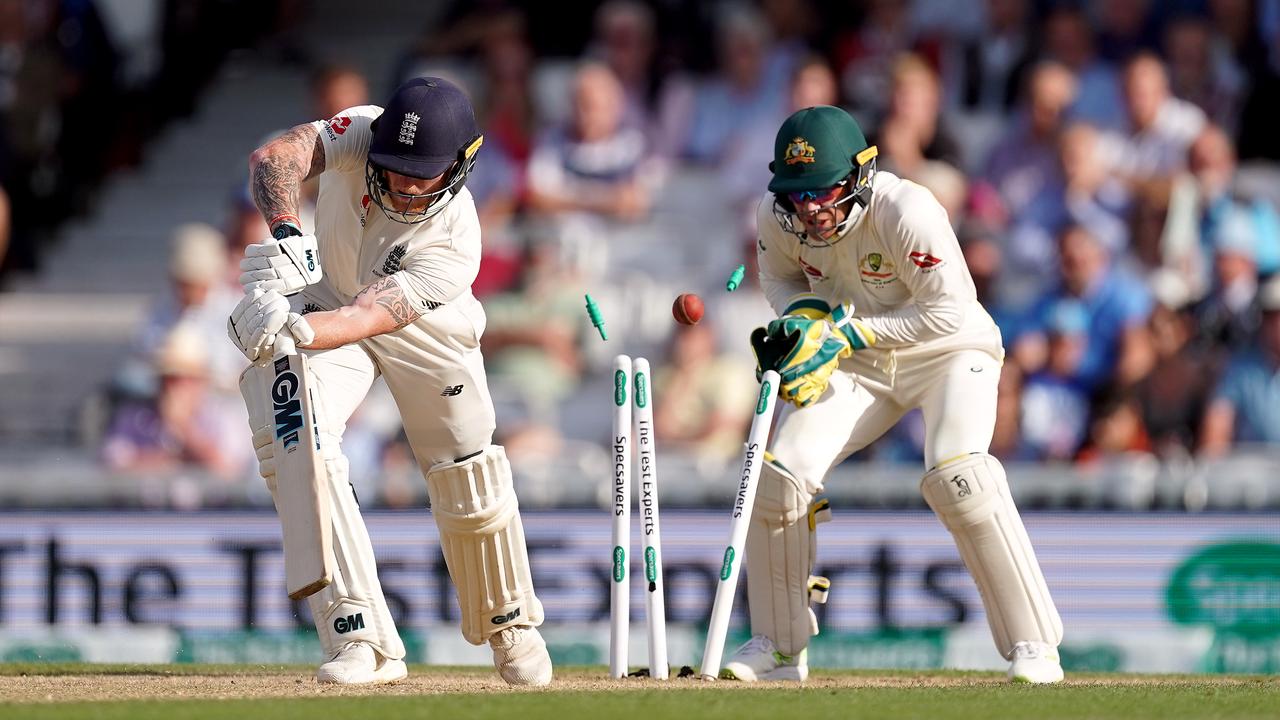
[251,334,334,600]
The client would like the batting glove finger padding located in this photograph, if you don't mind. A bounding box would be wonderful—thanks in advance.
[241,234,322,295]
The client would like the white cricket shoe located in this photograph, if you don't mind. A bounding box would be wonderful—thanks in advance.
[720,635,808,682]
[1007,641,1065,684]
[489,625,553,686]
[316,641,408,685]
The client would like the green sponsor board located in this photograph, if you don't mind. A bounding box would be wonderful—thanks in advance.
[2,642,82,663]
[635,372,648,408]
[1166,541,1280,673]
[645,546,657,582]
[1059,643,1125,672]
[176,631,424,664]
[810,628,947,669]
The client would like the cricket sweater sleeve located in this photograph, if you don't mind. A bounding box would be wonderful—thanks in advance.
[310,105,382,174]
[857,181,973,346]
[391,191,482,314]
[755,194,815,317]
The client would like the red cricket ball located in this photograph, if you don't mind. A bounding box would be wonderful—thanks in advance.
[672,293,705,325]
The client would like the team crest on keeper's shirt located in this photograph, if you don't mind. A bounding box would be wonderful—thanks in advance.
[859,252,897,287]
[784,137,816,165]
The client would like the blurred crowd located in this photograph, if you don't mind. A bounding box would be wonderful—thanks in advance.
[6,0,1280,507]
[0,0,306,282]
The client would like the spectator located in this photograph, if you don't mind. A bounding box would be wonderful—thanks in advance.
[468,9,535,290]
[1019,299,1093,461]
[1097,53,1206,182]
[1075,390,1154,464]
[1005,123,1131,303]
[1039,6,1125,129]
[482,235,586,425]
[876,53,962,178]
[911,159,968,222]
[653,322,755,461]
[1137,301,1218,456]
[587,0,660,135]
[1189,125,1280,274]
[948,0,1036,112]
[1190,208,1263,354]
[1095,0,1158,62]
[959,221,1015,333]
[985,61,1078,220]
[1162,14,1246,133]
[1014,224,1154,392]
[133,223,244,394]
[310,64,370,122]
[1200,276,1280,454]
[674,6,786,165]
[102,324,250,482]
[722,55,840,213]
[759,0,818,90]
[527,62,657,222]
[833,0,942,124]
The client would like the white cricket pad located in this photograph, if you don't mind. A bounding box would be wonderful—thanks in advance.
[307,455,407,661]
[920,453,1063,657]
[426,445,544,645]
[745,457,828,657]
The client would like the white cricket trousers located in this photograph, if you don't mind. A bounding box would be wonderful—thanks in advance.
[769,349,1002,493]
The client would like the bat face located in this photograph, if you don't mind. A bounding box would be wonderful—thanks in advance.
[272,357,305,451]
[265,351,332,600]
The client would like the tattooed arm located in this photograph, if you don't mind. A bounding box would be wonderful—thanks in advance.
[248,123,326,233]
[295,276,423,350]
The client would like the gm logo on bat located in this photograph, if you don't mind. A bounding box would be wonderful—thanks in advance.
[272,358,304,452]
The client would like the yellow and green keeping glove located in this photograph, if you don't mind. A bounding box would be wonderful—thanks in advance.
[749,296,877,408]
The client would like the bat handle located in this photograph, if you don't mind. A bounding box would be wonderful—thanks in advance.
[274,333,297,357]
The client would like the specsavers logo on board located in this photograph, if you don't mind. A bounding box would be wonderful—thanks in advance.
[1166,541,1280,673]
[859,252,897,287]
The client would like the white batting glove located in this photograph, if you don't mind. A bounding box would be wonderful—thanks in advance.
[239,234,322,296]
[227,289,315,362]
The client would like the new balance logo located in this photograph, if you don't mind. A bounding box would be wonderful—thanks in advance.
[440,385,464,397]
[490,607,521,625]
[333,613,365,634]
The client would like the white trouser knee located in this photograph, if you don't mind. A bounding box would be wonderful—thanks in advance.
[920,453,1063,657]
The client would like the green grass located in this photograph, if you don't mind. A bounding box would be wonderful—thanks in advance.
[1,665,1276,720]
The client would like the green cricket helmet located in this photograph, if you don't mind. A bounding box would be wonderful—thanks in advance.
[768,105,878,247]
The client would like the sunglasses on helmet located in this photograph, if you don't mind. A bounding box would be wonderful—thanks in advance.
[787,181,848,206]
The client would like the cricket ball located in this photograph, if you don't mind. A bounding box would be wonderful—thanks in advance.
[672,293,705,325]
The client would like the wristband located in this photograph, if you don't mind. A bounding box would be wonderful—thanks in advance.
[269,214,303,239]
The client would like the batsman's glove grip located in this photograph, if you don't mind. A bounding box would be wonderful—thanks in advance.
[240,225,323,296]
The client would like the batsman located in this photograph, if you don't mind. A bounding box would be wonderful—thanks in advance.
[227,77,551,685]
[726,106,1063,684]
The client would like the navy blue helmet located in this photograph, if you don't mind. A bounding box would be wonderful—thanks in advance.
[365,77,483,223]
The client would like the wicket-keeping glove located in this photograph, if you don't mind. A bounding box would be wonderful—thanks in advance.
[751,315,849,407]
[749,297,877,408]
